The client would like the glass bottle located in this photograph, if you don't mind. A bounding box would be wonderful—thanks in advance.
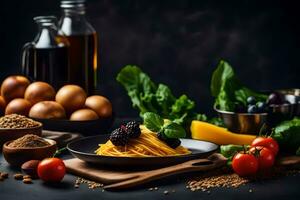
[22,16,70,90]
[58,0,98,95]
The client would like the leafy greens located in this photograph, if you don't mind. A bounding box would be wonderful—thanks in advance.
[117,65,207,125]
[220,144,249,166]
[211,60,267,111]
[143,112,186,139]
[271,117,300,154]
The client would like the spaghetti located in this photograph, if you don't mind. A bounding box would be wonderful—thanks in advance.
[95,125,191,157]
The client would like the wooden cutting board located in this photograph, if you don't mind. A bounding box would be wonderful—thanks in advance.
[276,156,300,168]
[64,153,227,190]
[42,130,81,148]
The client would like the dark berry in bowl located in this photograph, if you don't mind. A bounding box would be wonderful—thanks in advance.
[247,96,256,105]
[257,102,267,113]
[267,92,283,105]
[234,103,247,113]
[110,128,129,146]
[247,105,258,113]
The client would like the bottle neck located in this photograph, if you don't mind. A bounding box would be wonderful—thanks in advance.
[37,23,57,31]
[35,24,59,48]
[59,3,95,36]
[62,7,86,17]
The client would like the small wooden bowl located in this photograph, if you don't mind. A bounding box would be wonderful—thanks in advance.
[2,138,57,166]
[0,123,43,147]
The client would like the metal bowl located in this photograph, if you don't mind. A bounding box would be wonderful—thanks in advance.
[214,89,300,135]
[214,93,297,134]
[214,106,268,135]
[277,89,300,116]
[267,103,295,125]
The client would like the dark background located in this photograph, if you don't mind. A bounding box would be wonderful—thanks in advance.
[0,0,299,117]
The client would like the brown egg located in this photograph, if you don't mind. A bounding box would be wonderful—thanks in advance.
[1,76,30,102]
[0,96,6,115]
[25,82,55,105]
[5,98,32,116]
[70,109,99,121]
[29,101,66,119]
[55,85,86,114]
[85,95,112,118]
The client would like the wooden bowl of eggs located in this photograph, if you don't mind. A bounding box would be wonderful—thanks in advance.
[0,76,114,135]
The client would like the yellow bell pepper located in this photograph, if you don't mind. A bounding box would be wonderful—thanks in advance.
[190,120,256,145]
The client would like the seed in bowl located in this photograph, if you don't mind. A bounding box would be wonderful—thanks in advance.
[0,114,40,129]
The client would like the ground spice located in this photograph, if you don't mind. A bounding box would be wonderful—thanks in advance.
[8,134,50,148]
[0,114,40,129]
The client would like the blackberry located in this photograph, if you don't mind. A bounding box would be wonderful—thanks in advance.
[157,132,168,140]
[109,128,129,146]
[125,121,141,138]
[166,138,181,149]
[157,132,181,149]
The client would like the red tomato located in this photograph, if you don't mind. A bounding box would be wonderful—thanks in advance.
[250,146,275,170]
[232,153,258,177]
[37,158,66,182]
[251,137,279,156]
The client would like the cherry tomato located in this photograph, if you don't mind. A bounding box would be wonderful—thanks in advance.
[232,153,258,177]
[251,137,279,156]
[250,146,275,170]
[37,158,66,182]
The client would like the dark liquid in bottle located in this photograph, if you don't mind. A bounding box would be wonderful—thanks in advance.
[64,32,98,95]
[24,46,69,90]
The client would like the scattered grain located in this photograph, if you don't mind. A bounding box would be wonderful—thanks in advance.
[23,175,31,179]
[74,177,104,189]
[1,172,9,178]
[14,173,23,180]
[188,172,249,192]
[187,167,300,193]
[23,178,32,184]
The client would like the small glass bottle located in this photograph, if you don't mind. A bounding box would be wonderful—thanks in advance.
[22,16,70,89]
[58,0,98,95]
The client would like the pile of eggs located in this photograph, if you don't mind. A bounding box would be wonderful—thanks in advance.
[0,76,112,121]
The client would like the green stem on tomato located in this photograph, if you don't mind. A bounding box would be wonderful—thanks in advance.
[53,147,67,158]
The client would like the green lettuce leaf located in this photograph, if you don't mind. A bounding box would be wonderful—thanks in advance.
[117,65,208,127]
[271,117,300,153]
[211,60,267,111]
